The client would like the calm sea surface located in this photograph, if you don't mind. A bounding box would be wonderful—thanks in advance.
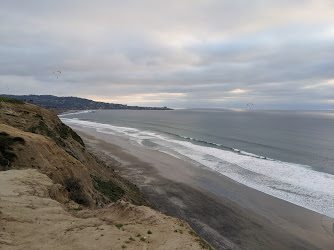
[61,109,334,217]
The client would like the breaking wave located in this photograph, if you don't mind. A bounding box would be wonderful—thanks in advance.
[61,118,334,218]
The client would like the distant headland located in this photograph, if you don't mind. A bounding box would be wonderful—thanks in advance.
[0,94,172,112]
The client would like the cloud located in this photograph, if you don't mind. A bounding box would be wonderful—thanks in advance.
[1,0,333,109]
[229,89,248,94]
[94,92,187,104]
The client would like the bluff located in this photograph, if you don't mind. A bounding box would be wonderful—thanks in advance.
[0,98,148,207]
[0,98,212,250]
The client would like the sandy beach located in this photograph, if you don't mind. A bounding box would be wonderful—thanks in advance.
[71,125,334,250]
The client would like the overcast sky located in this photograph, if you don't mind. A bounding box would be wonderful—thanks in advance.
[1,0,333,109]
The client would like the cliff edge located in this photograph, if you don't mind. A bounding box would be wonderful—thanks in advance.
[0,98,212,249]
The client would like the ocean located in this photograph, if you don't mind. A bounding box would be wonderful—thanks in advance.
[60,109,334,218]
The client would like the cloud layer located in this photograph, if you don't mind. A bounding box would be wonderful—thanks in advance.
[1,0,333,109]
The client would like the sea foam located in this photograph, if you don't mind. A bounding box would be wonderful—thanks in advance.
[61,118,334,218]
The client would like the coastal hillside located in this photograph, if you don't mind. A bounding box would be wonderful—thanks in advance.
[0,98,212,249]
[0,98,148,207]
[0,94,172,112]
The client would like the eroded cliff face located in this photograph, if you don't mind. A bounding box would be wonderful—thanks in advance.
[0,100,213,249]
[0,169,209,250]
[0,101,149,207]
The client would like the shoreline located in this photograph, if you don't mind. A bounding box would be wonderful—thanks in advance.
[70,125,334,249]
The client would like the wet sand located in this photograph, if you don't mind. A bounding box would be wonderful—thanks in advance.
[71,125,334,249]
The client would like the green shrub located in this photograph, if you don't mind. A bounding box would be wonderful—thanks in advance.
[0,97,24,104]
[28,121,54,137]
[115,224,123,229]
[195,238,213,250]
[72,207,83,211]
[92,176,124,202]
[0,132,25,170]
[34,114,43,120]
[55,138,66,148]
[189,229,213,249]
[188,230,198,236]
[55,123,69,139]
[64,177,89,205]
[54,123,85,147]
[28,120,85,149]
[147,230,152,234]
[70,129,85,147]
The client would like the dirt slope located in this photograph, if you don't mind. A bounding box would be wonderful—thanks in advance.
[0,100,213,249]
[0,169,207,250]
[0,101,149,207]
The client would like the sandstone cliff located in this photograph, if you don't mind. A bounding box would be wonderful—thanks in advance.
[0,100,149,207]
[0,99,212,249]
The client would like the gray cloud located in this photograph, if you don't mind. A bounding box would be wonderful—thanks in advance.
[1,0,333,109]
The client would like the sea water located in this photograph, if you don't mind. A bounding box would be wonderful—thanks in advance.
[60,109,334,218]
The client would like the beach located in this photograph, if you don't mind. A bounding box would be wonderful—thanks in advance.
[69,124,334,249]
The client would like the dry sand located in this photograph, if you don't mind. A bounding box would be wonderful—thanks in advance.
[72,126,334,250]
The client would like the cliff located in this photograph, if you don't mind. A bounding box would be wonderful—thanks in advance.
[0,98,211,249]
[0,99,148,207]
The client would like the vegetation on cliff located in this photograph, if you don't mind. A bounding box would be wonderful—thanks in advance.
[0,131,25,170]
[92,175,125,202]
[0,100,213,249]
[64,176,90,206]
[0,100,150,207]
[28,120,84,148]
[0,97,25,105]
[0,169,209,250]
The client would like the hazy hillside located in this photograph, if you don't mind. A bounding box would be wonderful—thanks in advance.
[0,94,172,112]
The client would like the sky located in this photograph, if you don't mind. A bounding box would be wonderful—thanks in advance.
[1,0,333,109]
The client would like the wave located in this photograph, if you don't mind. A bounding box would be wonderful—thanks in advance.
[61,118,334,218]
[59,110,96,117]
[164,132,274,161]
